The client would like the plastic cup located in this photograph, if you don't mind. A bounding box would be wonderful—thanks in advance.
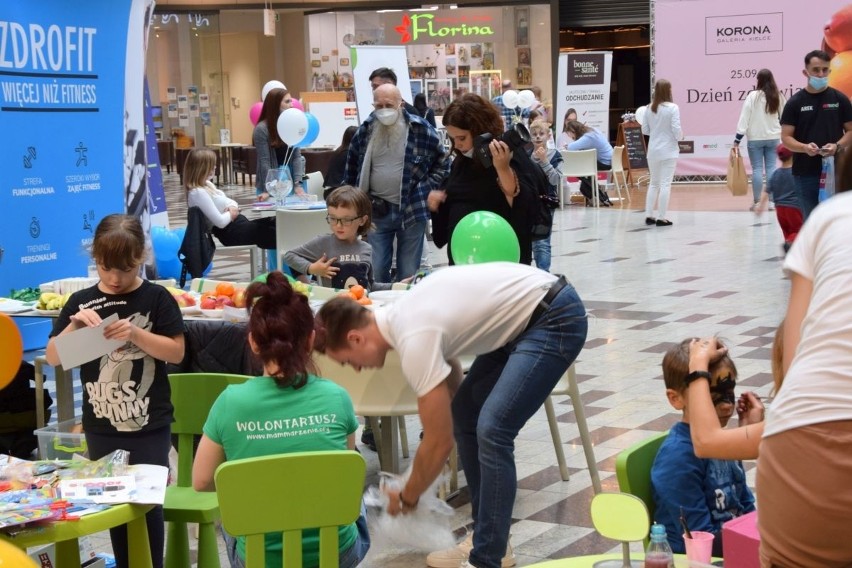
[683,531,714,564]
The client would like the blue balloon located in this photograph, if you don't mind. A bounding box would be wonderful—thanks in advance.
[156,258,183,280]
[295,112,320,148]
[151,226,184,279]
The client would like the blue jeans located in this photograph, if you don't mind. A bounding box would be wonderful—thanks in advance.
[531,237,551,272]
[224,503,371,568]
[370,203,426,282]
[794,174,820,221]
[451,284,588,568]
[746,139,779,201]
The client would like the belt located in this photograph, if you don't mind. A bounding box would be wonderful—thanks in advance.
[526,275,569,331]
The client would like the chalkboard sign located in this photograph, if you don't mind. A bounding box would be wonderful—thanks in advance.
[620,122,648,170]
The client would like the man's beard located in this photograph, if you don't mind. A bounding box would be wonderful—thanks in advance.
[372,117,405,149]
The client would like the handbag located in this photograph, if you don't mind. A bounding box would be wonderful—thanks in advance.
[726,147,748,196]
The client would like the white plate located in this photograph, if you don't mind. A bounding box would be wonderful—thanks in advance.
[0,299,35,314]
[200,308,224,318]
[180,305,202,315]
[35,308,61,316]
[368,290,409,303]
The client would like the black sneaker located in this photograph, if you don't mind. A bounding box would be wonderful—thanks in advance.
[361,428,377,452]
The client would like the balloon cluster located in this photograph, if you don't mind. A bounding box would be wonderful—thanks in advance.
[151,226,212,280]
[502,89,537,110]
[249,79,319,148]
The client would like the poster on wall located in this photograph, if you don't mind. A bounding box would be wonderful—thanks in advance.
[0,0,143,292]
[555,52,613,142]
[351,46,414,123]
[654,0,852,175]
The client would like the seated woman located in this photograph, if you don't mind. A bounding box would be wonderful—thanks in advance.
[192,271,370,568]
[184,147,276,251]
[562,120,613,206]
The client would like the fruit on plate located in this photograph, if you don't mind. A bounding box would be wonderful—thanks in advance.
[200,296,218,310]
[233,288,247,308]
[339,284,372,306]
[215,282,235,297]
[37,292,71,311]
[164,286,197,308]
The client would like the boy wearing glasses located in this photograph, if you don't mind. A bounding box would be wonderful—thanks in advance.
[283,185,391,291]
[650,338,756,556]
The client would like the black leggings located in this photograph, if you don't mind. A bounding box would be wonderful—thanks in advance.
[578,160,612,203]
[86,426,171,568]
[212,214,276,250]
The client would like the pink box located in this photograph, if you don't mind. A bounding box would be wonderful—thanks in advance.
[722,511,760,568]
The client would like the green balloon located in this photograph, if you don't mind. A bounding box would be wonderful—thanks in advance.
[450,211,520,264]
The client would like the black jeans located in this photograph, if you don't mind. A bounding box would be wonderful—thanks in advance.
[86,425,171,568]
[578,160,612,203]
[212,214,277,250]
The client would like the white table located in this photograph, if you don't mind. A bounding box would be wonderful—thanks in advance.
[210,143,246,185]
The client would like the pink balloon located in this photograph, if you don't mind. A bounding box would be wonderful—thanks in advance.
[249,101,263,126]
[290,98,304,111]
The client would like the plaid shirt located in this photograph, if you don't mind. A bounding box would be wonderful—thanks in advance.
[344,109,449,228]
[492,95,530,131]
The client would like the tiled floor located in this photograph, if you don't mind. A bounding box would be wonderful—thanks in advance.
[37,174,788,566]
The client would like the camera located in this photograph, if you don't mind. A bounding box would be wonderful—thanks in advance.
[473,123,531,168]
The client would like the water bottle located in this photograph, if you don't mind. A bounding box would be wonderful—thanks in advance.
[644,523,674,568]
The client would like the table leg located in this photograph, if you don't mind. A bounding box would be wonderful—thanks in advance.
[127,510,154,568]
[55,365,75,423]
[222,147,233,185]
[55,538,81,567]
[376,416,400,474]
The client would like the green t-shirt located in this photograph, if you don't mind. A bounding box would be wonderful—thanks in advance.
[203,375,359,568]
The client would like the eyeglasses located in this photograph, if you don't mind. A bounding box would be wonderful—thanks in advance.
[326,215,362,226]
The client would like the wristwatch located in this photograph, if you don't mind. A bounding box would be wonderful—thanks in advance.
[684,370,712,386]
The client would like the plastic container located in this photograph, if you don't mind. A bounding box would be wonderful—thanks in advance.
[644,523,674,568]
[35,418,88,460]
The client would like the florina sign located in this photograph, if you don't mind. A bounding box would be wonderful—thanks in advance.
[394,13,495,44]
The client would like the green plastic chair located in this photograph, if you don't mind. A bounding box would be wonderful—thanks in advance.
[614,431,668,542]
[214,451,366,568]
[164,372,252,568]
[590,492,650,568]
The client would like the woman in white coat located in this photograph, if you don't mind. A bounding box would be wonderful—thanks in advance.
[733,68,785,209]
[642,79,682,226]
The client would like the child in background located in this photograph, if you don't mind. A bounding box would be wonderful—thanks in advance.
[284,186,390,291]
[755,144,802,253]
[46,214,185,568]
[192,271,370,568]
[528,119,563,272]
[650,338,756,557]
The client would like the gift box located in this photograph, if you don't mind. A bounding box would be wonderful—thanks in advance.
[722,510,760,568]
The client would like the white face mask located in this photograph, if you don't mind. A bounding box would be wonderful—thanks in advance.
[461,148,475,158]
[375,108,399,126]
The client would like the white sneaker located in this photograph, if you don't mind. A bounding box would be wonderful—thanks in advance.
[426,532,516,568]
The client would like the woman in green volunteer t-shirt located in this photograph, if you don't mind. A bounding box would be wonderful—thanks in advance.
[192,271,370,568]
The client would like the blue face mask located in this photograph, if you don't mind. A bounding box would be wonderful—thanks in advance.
[808,75,829,90]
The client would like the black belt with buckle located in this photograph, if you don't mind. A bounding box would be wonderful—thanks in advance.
[526,275,569,331]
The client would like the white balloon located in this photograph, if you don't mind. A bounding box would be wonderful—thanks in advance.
[501,89,519,108]
[261,80,286,101]
[636,105,647,125]
[517,90,536,110]
[277,108,308,146]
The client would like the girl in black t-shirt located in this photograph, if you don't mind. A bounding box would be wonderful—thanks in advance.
[46,214,184,568]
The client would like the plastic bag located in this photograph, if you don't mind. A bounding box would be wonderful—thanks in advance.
[364,469,457,553]
[819,155,835,202]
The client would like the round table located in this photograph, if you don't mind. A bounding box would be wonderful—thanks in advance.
[0,503,154,568]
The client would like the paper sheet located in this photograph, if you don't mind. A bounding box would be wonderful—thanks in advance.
[54,313,125,369]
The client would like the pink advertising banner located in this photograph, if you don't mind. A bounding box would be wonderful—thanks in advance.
[654,0,852,175]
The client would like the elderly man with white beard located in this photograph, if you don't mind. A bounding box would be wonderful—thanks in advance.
[344,84,449,282]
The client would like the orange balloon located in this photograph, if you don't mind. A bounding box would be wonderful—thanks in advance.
[0,314,23,391]
[0,540,38,566]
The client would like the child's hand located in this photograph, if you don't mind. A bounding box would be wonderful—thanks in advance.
[736,392,765,425]
[533,146,547,163]
[103,318,136,344]
[70,308,102,328]
[309,254,339,278]
[688,337,727,371]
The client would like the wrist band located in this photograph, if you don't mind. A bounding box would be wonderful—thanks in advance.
[684,370,712,387]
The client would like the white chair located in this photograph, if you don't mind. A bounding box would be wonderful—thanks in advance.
[608,145,630,204]
[275,208,329,271]
[560,149,600,208]
[214,242,265,280]
[313,351,419,474]
[303,171,325,200]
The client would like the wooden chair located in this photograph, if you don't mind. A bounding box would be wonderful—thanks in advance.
[215,451,366,568]
[163,372,251,568]
[157,140,175,174]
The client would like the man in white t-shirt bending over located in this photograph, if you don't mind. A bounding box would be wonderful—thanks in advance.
[315,262,588,568]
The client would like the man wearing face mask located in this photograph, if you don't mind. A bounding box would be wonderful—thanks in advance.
[344,84,449,282]
[780,49,852,220]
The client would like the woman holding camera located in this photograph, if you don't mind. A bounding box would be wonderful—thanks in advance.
[428,93,536,265]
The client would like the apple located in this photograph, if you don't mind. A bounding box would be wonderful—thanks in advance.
[233,288,246,309]
[181,293,196,307]
[825,5,852,53]
[200,297,217,310]
[217,296,235,308]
